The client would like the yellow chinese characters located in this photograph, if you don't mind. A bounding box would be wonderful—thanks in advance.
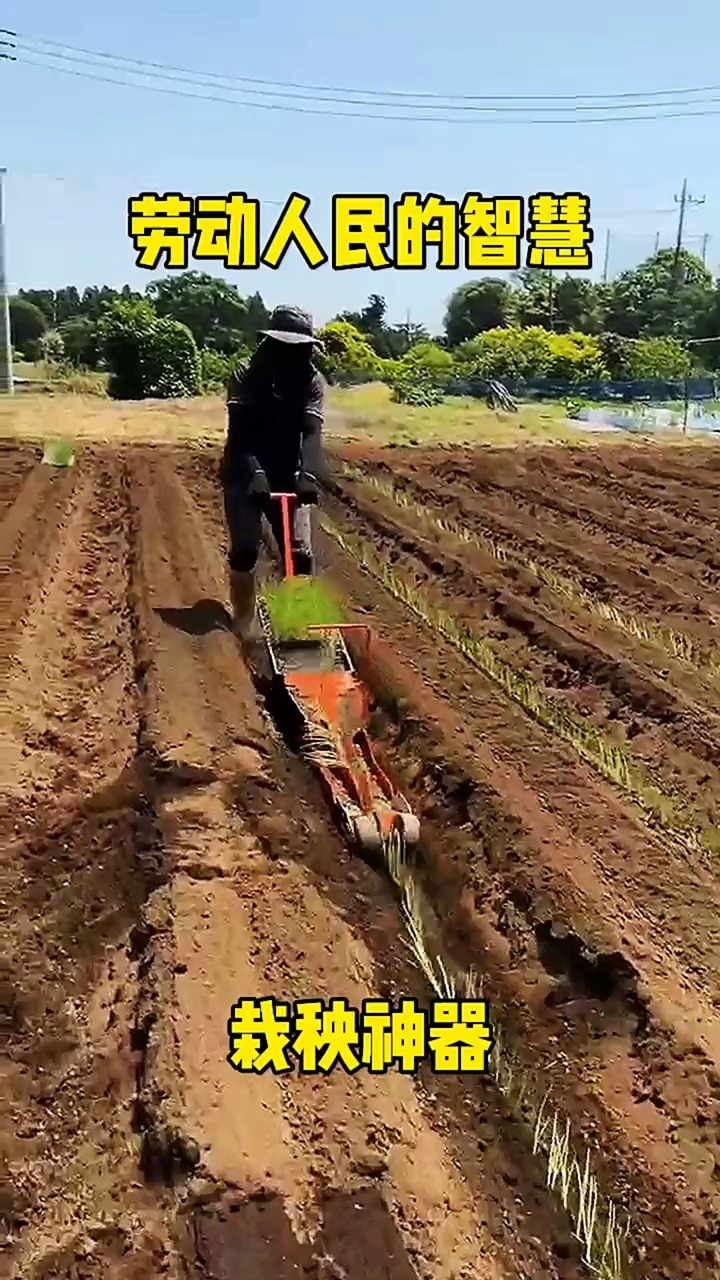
[461,195,523,270]
[527,192,592,269]
[261,193,327,270]
[393,194,458,270]
[128,191,593,272]
[127,191,326,272]
[227,996,493,1075]
[332,196,392,269]
[128,192,193,270]
[194,193,260,269]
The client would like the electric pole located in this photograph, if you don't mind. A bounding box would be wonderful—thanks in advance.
[602,229,610,283]
[673,178,705,279]
[701,233,710,267]
[0,34,15,393]
[0,167,13,395]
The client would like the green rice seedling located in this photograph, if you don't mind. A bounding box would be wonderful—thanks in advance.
[262,575,346,642]
[42,437,76,468]
[322,514,720,860]
[340,463,719,680]
[375,823,629,1279]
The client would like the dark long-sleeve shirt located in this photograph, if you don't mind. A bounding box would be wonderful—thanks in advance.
[220,362,325,490]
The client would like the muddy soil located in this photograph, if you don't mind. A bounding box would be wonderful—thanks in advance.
[335,441,720,651]
[3,441,582,1280]
[4,437,720,1280]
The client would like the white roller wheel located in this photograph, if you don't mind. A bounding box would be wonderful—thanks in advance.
[399,814,421,844]
[353,816,383,852]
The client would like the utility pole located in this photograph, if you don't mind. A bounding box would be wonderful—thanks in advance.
[602,229,610,283]
[654,230,660,254]
[673,178,705,279]
[0,34,16,394]
[701,233,710,267]
[0,167,13,395]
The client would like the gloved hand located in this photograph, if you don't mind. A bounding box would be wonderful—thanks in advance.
[295,469,318,505]
[247,468,270,501]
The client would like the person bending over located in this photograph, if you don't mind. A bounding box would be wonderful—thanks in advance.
[220,305,325,640]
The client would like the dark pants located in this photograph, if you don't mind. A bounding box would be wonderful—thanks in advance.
[223,485,314,575]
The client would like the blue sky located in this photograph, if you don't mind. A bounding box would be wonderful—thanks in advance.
[2,0,719,330]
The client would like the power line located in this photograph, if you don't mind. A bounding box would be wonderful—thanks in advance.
[9,30,720,106]
[10,49,720,125]
[17,42,720,115]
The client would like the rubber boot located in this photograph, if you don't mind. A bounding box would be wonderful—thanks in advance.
[228,569,261,642]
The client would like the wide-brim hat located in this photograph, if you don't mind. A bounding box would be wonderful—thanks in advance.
[261,304,321,345]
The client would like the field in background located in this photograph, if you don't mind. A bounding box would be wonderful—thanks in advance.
[3,380,629,448]
[3,399,720,1279]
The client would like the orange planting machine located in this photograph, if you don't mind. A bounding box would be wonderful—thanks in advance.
[255,493,420,854]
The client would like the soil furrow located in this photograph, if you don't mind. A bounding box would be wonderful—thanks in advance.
[316,519,720,1279]
[327,469,720,840]
[6,434,720,1280]
[342,443,720,644]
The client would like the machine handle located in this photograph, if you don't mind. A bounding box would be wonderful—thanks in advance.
[269,491,297,579]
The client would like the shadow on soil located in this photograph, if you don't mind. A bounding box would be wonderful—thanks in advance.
[191,1186,421,1280]
[155,599,231,636]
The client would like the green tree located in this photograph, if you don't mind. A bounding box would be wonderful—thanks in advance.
[243,291,272,344]
[58,316,101,368]
[9,297,47,359]
[509,270,607,333]
[693,278,720,369]
[100,299,201,399]
[146,271,257,352]
[597,332,634,379]
[552,277,606,333]
[444,280,515,346]
[54,287,82,324]
[79,285,129,321]
[604,248,715,339]
[17,289,56,324]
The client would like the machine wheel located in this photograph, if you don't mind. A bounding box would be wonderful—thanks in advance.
[353,816,383,852]
[398,814,420,844]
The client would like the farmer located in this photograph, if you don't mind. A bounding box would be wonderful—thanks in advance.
[220,304,325,640]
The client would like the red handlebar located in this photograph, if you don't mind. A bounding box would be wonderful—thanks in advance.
[269,492,297,579]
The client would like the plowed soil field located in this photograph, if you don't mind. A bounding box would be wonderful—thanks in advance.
[2,434,720,1280]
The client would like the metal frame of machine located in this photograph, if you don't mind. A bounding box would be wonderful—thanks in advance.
[254,493,420,853]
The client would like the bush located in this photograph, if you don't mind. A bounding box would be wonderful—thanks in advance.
[57,317,101,369]
[453,326,553,380]
[101,300,201,399]
[451,325,608,383]
[141,317,202,398]
[545,332,608,381]
[316,320,383,381]
[384,341,452,406]
[9,297,48,359]
[199,348,234,393]
[625,335,692,380]
[402,341,454,385]
[40,330,66,365]
[597,332,633,380]
[388,364,445,406]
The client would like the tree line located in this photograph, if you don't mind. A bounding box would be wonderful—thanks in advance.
[9,247,720,401]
